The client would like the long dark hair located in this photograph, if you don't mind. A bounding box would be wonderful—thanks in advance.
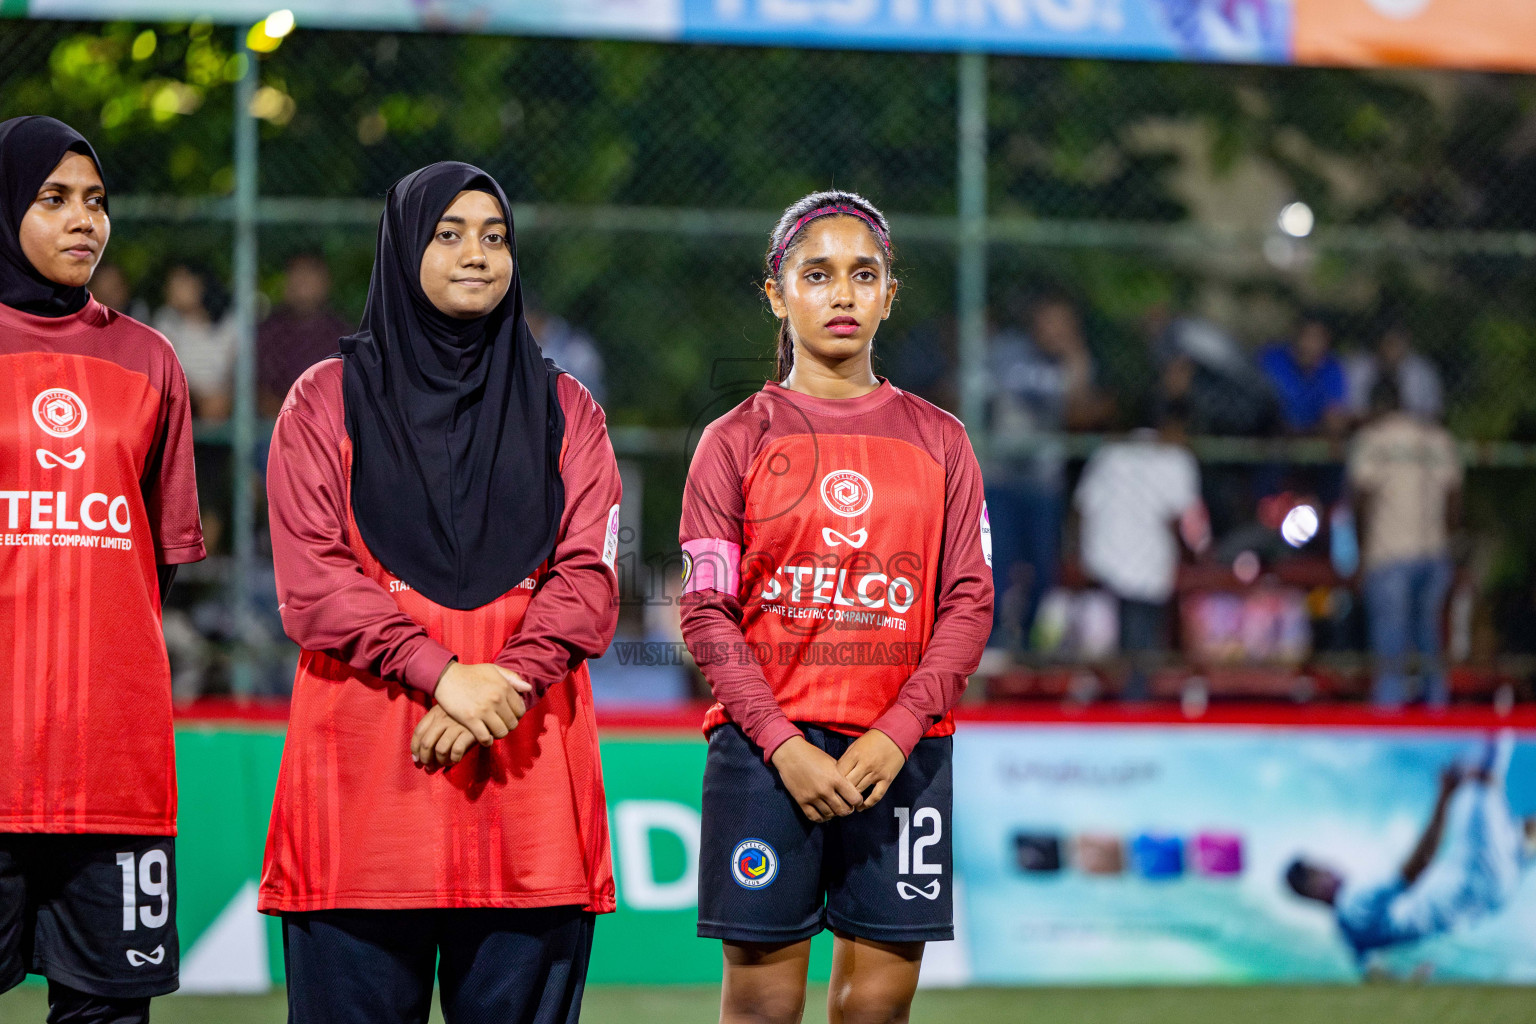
[764,190,895,381]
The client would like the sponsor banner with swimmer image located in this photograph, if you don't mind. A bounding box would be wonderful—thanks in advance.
[955,722,1536,983]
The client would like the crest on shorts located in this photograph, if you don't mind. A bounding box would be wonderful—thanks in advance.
[32,388,88,439]
[819,469,872,518]
[731,838,779,889]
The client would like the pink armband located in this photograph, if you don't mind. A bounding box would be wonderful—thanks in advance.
[681,538,741,596]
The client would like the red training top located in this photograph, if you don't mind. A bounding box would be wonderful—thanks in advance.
[0,297,205,836]
[259,361,620,914]
[679,379,993,763]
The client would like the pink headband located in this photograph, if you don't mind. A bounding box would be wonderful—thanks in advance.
[771,204,892,276]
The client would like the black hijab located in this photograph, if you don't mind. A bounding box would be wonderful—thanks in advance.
[0,116,106,318]
[341,161,565,611]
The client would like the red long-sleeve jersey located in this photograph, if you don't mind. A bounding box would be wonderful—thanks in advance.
[679,379,993,763]
[1,297,204,836]
[259,361,620,914]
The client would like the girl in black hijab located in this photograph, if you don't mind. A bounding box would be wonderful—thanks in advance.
[0,115,104,315]
[0,116,205,1024]
[262,162,621,1024]
[340,161,566,612]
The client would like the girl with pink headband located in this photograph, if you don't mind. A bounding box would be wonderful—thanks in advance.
[679,189,993,1024]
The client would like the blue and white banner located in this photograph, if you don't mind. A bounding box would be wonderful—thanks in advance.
[682,0,1291,63]
[22,0,1293,64]
[951,725,1536,983]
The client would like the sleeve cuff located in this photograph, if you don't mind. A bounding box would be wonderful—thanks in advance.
[870,704,929,759]
[754,717,806,765]
[156,541,208,565]
[403,640,456,696]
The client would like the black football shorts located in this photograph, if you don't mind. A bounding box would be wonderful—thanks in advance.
[698,723,953,945]
[0,832,178,999]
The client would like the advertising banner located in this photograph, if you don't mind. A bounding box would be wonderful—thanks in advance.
[23,0,682,37]
[17,0,1536,72]
[15,0,1295,64]
[162,716,1536,991]
[1294,0,1536,73]
[679,0,1292,63]
[954,723,1536,983]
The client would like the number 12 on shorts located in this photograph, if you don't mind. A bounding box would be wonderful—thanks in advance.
[893,806,942,875]
[116,850,170,931]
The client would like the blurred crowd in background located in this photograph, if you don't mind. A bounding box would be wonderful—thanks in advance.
[10,21,1536,715]
[100,253,1493,713]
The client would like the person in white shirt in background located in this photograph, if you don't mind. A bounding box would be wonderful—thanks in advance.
[1074,400,1209,699]
[152,262,236,422]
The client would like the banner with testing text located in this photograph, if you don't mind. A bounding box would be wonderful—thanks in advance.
[14,0,1536,72]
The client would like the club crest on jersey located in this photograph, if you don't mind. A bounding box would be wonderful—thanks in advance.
[680,551,693,586]
[820,469,872,518]
[731,838,779,889]
[32,388,88,439]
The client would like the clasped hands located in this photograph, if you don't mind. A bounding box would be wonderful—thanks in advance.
[770,729,906,823]
[411,661,532,771]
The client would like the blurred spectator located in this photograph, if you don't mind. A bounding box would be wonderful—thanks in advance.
[257,253,352,417]
[880,314,955,408]
[1346,318,1444,423]
[1348,379,1463,708]
[1146,310,1277,436]
[88,262,149,320]
[985,291,1108,653]
[526,297,606,404]
[153,263,236,422]
[1258,312,1349,437]
[1074,401,1209,699]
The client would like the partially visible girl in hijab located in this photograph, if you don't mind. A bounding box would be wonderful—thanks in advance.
[0,116,205,1024]
[261,161,621,1024]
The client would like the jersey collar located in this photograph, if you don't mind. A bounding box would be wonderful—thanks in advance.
[0,295,110,337]
[762,377,900,418]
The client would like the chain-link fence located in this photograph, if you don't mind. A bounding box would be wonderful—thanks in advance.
[4,18,1535,704]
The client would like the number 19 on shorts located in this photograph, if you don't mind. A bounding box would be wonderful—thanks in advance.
[116,850,170,931]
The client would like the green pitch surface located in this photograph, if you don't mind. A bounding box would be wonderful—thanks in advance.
[3,985,1535,1023]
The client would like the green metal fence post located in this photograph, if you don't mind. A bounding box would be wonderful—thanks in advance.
[229,30,259,696]
[956,51,988,444]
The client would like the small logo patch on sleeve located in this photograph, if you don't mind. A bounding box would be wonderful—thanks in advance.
[980,502,992,568]
[602,505,621,570]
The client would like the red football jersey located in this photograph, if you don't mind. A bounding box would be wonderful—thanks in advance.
[0,297,205,835]
[259,362,620,913]
[679,380,992,762]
